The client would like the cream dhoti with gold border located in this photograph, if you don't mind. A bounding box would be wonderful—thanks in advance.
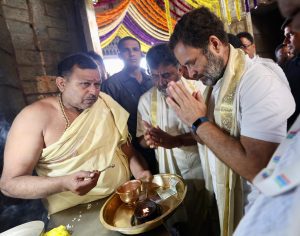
[36,92,130,215]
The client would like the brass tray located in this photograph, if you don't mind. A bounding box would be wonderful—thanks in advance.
[99,174,187,235]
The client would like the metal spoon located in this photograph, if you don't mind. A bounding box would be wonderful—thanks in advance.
[84,164,115,180]
[99,164,115,172]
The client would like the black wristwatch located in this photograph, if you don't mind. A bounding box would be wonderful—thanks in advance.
[191,117,209,134]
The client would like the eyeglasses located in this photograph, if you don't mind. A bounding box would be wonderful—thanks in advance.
[241,43,253,49]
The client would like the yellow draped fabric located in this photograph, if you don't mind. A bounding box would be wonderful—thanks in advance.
[163,0,174,35]
[201,46,246,235]
[36,93,131,215]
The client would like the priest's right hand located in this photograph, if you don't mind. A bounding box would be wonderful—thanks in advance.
[62,171,100,195]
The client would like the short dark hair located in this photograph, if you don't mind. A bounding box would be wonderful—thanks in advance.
[146,43,178,69]
[57,53,98,78]
[169,7,228,50]
[117,36,141,51]
[236,32,254,44]
[87,51,107,80]
[281,17,292,30]
[87,51,104,66]
[227,33,243,48]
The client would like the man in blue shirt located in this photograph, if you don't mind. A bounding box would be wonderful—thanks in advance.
[102,36,158,174]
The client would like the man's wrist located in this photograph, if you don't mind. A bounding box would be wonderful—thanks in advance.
[191,117,209,134]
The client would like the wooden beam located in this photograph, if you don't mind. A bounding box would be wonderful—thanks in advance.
[80,0,102,56]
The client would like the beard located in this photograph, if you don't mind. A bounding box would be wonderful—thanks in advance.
[201,50,225,86]
[158,75,181,97]
[158,87,168,97]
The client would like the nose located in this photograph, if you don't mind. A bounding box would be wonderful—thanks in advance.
[129,49,135,57]
[88,84,100,95]
[283,37,290,45]
[187,67,196,79]
[158,76,167,87]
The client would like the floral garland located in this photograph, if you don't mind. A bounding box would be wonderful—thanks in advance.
[93,0,116,7]
[100,24,122,48]
[224,0,232,24]
[132,0,167,31]
[157,0,182,19]
[95,0,130,27]
[128,4,170,39]
[163,0,173,35]
[234,0,241,20]
[132,0,175,31]
[117,25,151,52]
[96,0,245,54]
[123,14,165,45]
[174,0,192,12]
[98,9,127,36]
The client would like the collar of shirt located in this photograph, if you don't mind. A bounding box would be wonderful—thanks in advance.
[120,69,152,84]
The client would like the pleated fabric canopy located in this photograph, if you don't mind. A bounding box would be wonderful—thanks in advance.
[94,0,251,53]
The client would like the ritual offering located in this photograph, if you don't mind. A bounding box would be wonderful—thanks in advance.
[43,225,71,236]
[116,179,142,205]
[100,174,187,235]
[133,199,162,224]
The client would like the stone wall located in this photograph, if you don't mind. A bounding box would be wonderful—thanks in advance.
[0,0,85,109]
[0,1,87,232]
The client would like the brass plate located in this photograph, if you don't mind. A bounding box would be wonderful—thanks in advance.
[99,174,187,235]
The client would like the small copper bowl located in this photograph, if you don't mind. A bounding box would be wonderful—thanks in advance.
[116,180,142,205]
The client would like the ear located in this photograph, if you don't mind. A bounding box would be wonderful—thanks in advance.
[56,76,66,93]
[207,35,223,54]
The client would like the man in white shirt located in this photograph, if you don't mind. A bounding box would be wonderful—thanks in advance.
[167,7,295,235]
[236,32,256,59]
[234,3,300,234]
[137,43,211,235]
[237,31,277,64]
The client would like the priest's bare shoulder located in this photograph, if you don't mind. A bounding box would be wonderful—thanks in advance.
[0,53,151,215]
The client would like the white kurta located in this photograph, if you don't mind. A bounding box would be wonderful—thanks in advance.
[137,81,204,189]
[137,79,210,235]
[234,115,300,236]
[205,54,295,211]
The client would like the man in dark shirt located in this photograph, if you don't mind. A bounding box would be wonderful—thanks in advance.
[281,18,300,128]
[102,36,158,174]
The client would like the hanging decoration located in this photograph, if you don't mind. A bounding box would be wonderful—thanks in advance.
[132,0,176,31]
[185,0,221,18]
[117,25,151,52]
[99,9,126,36]
[245,0,250,12]
[127,4,170,40]
[95,0,247,54]
[96,0,130,27]
[234,0,242,21]
[224,0,232,25]
[163,0,174,35]
[175,0,192,12]
[253,0,258,9]
[123,15,165,45]
[100,24,122,48]
[93,0,116,7]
